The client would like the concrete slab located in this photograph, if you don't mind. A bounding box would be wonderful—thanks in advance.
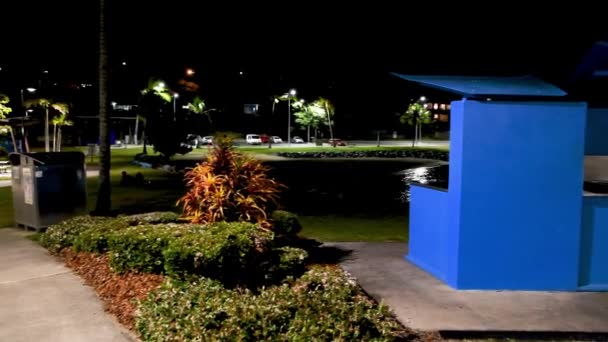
[326,242,608,333]
[0,229,133,341]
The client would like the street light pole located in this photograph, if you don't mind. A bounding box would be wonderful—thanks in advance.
[287,89,296,147]
[173,93,179,121]
[20,88,36,152]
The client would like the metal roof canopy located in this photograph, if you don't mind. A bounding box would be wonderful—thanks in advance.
[391,73,568,98]
[572,41,608,80]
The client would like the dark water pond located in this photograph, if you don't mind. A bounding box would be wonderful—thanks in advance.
[263,159,449,216]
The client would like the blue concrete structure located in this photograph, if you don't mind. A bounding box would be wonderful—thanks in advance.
[585,109,608,155]
[580,196,608,290]
[397,74,608,291]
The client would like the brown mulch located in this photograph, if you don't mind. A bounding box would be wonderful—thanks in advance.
[59,249,164,329]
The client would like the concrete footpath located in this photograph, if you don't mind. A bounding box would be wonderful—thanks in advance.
[327,242,608,333]
[0,228,133,342]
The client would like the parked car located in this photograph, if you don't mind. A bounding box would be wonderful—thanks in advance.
[261,135,270,144]
[246,134,262,145]
[292,136,304,143]
[328,138,347,146]
[201,136,213,145]
[271,136,283,143]
[184,134,202,148]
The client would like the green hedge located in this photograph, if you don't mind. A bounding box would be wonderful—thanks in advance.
[41,212,180,254]
[107,224,188,274]
[120,211,181,226]
[266,246,308,282]
[42,213,308,286]
[270,210,302,237]
[41,216,124,253]
[136,266,404,341]
[163,222,273,285]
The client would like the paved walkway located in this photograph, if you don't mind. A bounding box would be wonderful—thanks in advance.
[326,242,608,333]
[0,228,133,342]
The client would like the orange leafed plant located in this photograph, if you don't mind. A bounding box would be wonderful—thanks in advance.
[177,136,285,227]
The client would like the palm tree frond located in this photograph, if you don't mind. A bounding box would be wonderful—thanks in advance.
[51,102,70,115]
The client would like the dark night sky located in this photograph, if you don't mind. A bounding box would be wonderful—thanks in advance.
[2,2,607,135]
[4,2,605,77]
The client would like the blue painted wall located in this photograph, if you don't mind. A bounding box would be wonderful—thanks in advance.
[408,185,449,282]
[580,196,608,290]
[585,109,608,155]
[449,100,587,290]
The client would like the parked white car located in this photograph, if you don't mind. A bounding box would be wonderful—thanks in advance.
[271,136,283,143]
[246,134,262,145]
[201,136,213,145]
[292,136,304,143]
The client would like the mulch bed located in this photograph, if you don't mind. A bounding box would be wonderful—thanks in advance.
[59,249,164,329]
[58,249,441,341]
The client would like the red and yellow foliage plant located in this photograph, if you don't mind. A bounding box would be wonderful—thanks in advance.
[177,136,285,227]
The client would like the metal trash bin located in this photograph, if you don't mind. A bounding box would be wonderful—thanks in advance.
[9,152,87,231]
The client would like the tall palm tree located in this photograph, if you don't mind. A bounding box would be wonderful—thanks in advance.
[95,0,111,215]
[0,94,17,152]
[51,109,73,152]
[47,102,69,151]
[24,98,52,151]
[139,79,171,154]
[186,96,216,130]
[314,97,335,144]
[24,99,72,152]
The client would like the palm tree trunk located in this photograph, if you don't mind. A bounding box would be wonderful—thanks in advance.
[134,115,139,145]
[142,125,147,154]
[9,127,17,152]
[58,127,62,152]
[24,131,30,152]
[45,107,50,152]
[52,124,57,152]
[307,125,310,143]
[94,0,111,215]
[324,104,334,147]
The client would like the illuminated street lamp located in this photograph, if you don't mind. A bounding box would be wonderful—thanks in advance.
[287,89,296,146]
[186,68,195,76]
[18,87,36,152]
[20,88,37,116]
[173,93,179,118]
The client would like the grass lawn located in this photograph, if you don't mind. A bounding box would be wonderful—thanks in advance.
[0,147,183,228]
[299,215,409,242]
[0,146,412,243]
[237,145,449,154]
[0,187,13,227]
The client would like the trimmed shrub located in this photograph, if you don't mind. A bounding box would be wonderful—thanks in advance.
[136,266,405,341]
[162,222,273,286]
[266,246,308,283]
[41,216,120,253]
[277,149,449,161]
[42,212,182,254]
[107,224,189,274]
[270,210,302,237]
[72,219,126,253]
[120,211,181,226]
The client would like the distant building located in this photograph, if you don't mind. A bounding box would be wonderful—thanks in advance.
[243,104,260,115]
